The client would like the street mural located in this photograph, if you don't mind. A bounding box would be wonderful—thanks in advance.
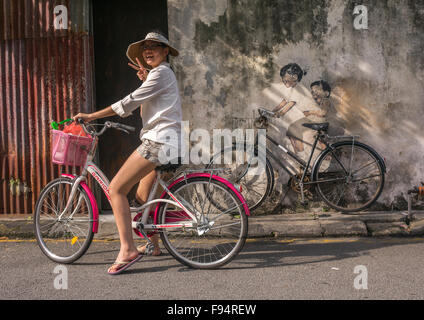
[270,64,344,161]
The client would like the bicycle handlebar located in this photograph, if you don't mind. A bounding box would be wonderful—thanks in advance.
[258,107,276,118]
[77,119,136,137]
[109,121,136,133]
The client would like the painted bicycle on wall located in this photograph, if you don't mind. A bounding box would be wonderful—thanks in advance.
[207,107,386,213]
[34,119,249,269]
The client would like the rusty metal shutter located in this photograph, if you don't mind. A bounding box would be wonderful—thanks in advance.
[0,0,95,214]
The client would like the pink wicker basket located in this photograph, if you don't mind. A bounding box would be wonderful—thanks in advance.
[51,130,93,166]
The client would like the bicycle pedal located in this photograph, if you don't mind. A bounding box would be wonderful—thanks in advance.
[145,243,154,255]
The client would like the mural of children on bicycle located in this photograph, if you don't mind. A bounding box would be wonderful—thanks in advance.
[267,62,343,162]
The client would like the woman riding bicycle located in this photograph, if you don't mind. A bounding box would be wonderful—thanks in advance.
[72,31,182,275]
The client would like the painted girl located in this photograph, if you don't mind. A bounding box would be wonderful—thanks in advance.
[272,63,307,155]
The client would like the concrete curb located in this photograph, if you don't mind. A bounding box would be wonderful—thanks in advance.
[1,211,424,240]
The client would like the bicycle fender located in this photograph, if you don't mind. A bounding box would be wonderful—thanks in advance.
[332,141,386,172]
[62,174,99,233]
[359,143,386,173]
[212,174,251,216]
[153,173,250,224]
[311,141,386,179]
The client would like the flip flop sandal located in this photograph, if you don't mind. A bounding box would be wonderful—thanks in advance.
[107,254,143,275]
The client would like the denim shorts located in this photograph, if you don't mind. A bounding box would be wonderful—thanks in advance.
[136,139,165,164]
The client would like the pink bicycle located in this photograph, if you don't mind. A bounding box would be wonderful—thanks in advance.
[34,120,249,269]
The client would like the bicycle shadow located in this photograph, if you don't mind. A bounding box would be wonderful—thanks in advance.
[75,246,184,272]
[132,237,424,273]
[225,237,424,270]
[73,237,424,273]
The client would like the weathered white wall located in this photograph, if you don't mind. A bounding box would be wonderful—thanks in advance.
[168,0,424,210]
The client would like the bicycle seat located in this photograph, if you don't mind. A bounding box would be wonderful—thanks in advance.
[155,157,183,172]
[302,122,329,132]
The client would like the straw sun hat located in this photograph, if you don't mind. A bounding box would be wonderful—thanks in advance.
[126,32,179,69]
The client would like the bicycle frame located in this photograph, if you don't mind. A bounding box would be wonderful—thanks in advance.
[253,128,356,187]
[60,136,250,235]
[61,161,198,234]
[237,130,319,180]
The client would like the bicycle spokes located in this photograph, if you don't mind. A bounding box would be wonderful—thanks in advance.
[34,178,94,263]
[314,143,384,212]
[158,176,248,268]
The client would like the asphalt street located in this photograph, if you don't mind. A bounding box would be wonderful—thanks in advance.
[1,237,424,301]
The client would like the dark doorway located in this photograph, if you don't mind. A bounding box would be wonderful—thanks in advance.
[92,0,168,211]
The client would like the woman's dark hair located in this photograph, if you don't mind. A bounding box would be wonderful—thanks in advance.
[279,63,306,82]
[310,80,331,97]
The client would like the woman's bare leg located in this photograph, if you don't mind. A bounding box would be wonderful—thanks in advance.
[107,150,156,272]
[135,170,157,203]
[135,170,162,255]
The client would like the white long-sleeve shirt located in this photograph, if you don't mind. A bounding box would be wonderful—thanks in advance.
[111,62,182,148]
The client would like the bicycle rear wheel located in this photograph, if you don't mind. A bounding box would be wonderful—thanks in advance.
[34,177,94,263]
[206,145,273,212]
[157,176,248,269]
[313,141,385,212]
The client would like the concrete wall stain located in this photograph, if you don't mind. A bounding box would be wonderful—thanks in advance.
[194,0,329,87]
[169,0,424,211]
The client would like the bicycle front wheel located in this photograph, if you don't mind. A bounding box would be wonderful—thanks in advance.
[313,141,385,212]
[34,177,94,263]
[157,176,248,269]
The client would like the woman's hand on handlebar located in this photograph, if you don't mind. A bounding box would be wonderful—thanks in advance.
[72,113,95,123]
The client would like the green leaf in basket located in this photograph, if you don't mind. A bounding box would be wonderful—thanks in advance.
[51,121,59,130]
[51,119,73,130]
